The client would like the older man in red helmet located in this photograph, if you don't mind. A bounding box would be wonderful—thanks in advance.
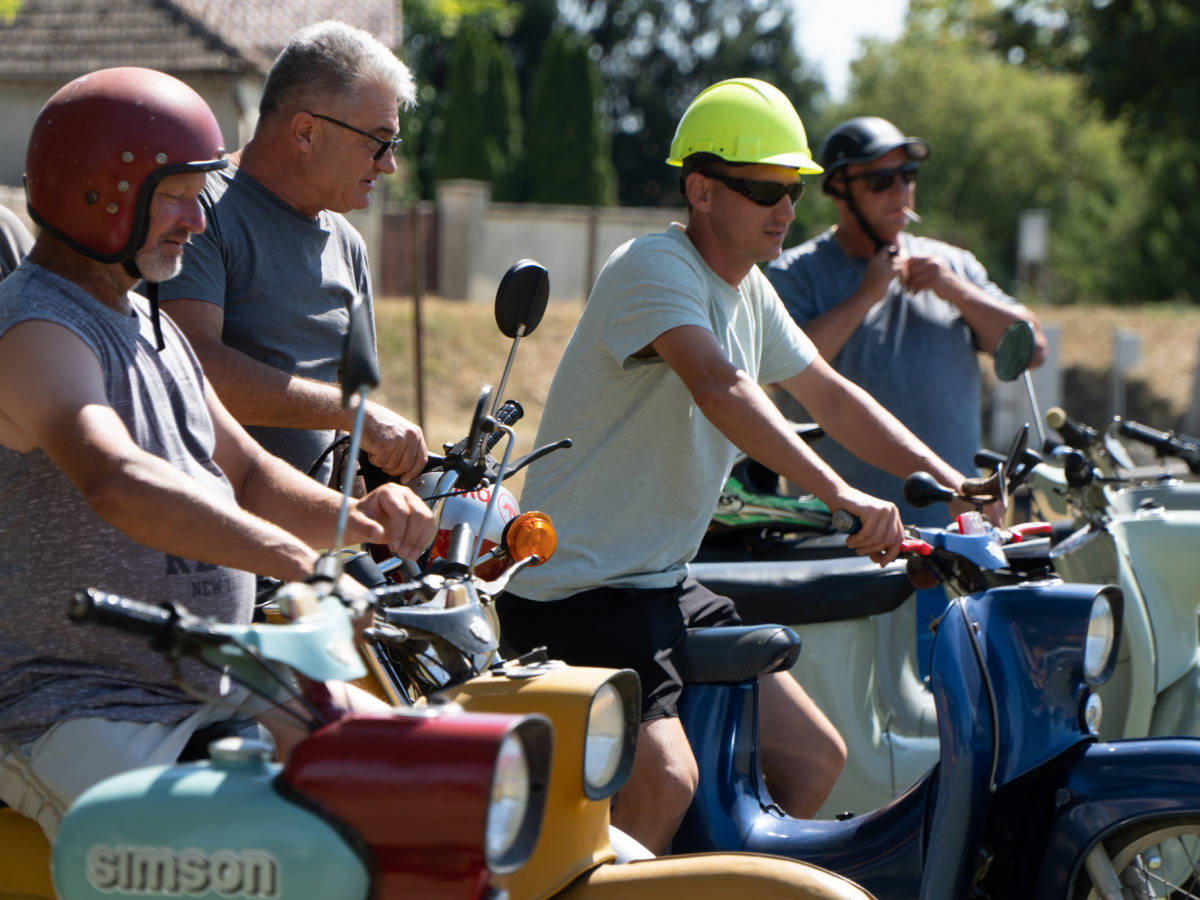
[0,67,433,841]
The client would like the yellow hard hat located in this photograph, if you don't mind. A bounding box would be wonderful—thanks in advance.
[666,77,822,173]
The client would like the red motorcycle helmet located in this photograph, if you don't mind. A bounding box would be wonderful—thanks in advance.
[25,67,227,263]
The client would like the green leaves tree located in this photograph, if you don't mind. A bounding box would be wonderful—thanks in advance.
[431,20,524,201]
[841,40,1140,302]
[521,29,617,205]
[560,0,825,207]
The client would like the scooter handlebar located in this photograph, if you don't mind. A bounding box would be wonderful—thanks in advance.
[69,587,177,642]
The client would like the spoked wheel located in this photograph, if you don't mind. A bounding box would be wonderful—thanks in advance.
[1077,818,1200,899]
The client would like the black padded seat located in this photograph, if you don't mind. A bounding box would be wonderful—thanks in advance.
[676,624,801,684]
[691,556,913,626]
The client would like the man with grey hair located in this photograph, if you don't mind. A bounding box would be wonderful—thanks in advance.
[160,21,427,487]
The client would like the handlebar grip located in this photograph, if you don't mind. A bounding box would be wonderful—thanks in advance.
[832,510,861,534]
[484,400,524,453]
[1046,407,1098,449]
[1117,420,1200,463]
[69,588,176,641]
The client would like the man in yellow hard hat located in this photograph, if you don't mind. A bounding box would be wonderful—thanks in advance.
[499,78,972,853]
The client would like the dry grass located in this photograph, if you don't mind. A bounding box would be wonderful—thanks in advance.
[372,296,1200,479]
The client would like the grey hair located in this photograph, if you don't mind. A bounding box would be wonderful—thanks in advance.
[260,20,416,120]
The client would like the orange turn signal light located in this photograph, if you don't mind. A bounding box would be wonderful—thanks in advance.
[503,511,557,566]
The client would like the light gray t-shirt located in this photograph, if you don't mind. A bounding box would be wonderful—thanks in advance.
[766,229,1014,525]
[157,166,375,482]
[513,225,818,601]
[0,262,255,743]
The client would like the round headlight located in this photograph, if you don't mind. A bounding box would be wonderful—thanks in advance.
[486,733,531,862]
[1084,594,1116,684]
[585,682,625,792]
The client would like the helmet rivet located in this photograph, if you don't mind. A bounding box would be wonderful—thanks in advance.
[105,203,119,214]
[155,153,168,164]
[122,151,134,163]
[84,191,99,205]
[117,180,130,192]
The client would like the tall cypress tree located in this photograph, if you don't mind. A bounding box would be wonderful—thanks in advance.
[521,31,616,206]
[432,22,523,200]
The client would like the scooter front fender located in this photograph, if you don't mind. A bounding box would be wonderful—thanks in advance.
[1028,738,1200,900]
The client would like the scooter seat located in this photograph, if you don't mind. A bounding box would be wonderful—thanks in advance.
[676,624,801,684]
[690,556,913,626]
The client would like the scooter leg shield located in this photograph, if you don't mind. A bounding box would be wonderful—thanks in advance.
[552,852,876,900]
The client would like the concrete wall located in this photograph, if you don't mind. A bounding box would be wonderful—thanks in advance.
[436,179,679,303]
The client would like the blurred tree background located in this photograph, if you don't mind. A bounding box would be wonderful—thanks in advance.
[395,0,1200,304]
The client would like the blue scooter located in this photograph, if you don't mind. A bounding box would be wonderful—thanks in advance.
[672,471,1200,899]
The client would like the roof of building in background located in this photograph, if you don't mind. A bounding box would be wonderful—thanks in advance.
[0,0,399,79]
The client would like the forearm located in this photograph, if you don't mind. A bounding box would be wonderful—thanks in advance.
[811,377,964,489]
[800,287,882,362]
[193,339,354,432]
[694,372,851,508]
[82,450,319,582]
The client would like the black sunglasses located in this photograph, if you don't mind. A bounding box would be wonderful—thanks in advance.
[843,161,920,193]
[705,171,805,207]
[308,112,401,161]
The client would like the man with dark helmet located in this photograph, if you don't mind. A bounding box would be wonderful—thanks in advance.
[767,116,1048,526]
[499,80,973,853]
[0,67,434,841]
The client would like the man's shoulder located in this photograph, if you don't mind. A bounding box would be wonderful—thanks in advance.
[770,229,836,272]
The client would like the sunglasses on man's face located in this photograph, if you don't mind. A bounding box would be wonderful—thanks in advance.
[843,161,920,193]
[705,171,806,207]
[308,112,402,161]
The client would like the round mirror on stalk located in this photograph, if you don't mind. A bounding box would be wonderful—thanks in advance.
[993,319,1036,383]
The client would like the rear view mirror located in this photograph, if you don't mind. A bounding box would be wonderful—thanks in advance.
[494,260,549,339]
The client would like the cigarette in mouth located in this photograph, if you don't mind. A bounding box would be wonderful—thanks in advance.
[903,207,922,224]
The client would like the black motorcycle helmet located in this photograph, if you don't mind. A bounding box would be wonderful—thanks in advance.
[818,116,929,197]
[817,116,930,252]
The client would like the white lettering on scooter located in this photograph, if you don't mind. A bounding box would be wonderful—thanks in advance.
[85,844,280,897]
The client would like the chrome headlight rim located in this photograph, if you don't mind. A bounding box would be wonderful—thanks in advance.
[583,669,640,801]
[1083,587,1123,686]
[484,715,551,873]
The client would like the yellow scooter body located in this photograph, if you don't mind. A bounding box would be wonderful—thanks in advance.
[0,807,54,900]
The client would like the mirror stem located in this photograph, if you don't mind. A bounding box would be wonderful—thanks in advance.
[1022,370,1048,449]
[334,385,370,553]
[491,325,527,417]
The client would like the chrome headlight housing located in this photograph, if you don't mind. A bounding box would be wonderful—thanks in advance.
[485,716,551,873]
[583,670,640,800]
[1083,587,1123,686]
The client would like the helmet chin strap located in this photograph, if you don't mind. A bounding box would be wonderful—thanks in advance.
[121,256,166,352]
[828,175,892,256]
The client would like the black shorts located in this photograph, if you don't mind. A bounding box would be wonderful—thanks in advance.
[496,576,742,722]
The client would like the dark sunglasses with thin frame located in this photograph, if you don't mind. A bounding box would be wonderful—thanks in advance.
[843,161,920,193]
[308,111,401,161]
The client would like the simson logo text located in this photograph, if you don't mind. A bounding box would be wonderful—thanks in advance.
[85,844,280,897]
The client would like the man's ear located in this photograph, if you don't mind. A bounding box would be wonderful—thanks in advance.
[292,111,317,156]
[684,171,713,211]
[824,171,847,201]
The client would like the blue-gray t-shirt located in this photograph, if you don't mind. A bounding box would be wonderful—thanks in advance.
[767,229,1015,525]
[158,166,375,481]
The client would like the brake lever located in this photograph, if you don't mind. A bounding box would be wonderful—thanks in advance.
[499,438,573,480]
